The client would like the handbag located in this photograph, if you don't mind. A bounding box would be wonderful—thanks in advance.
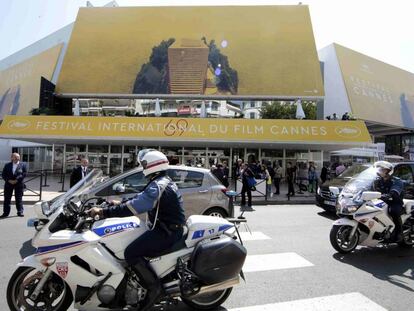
[246,176,257,189]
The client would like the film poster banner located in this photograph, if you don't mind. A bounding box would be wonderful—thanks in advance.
[57,6,324,98]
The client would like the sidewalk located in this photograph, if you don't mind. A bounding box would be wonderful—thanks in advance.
[0,174,69,204]
[0,175,317,206]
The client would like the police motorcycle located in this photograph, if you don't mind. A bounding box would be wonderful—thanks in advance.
[7,170,247,311]
[330,165,414,254]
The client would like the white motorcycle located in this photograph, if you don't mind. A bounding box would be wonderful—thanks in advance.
[7,170,247,311]
[330,187,414,254]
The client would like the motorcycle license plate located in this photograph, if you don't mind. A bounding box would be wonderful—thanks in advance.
[324,200,336,206]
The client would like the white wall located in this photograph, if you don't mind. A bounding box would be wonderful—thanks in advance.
[0,23,74,84]
[318,44,352,119]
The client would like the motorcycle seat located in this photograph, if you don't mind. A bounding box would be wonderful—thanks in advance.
[148,226,189,258]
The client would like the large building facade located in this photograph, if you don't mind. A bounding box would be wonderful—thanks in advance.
[2,4,399,176]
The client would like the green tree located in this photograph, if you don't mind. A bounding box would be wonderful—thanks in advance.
[133,38,175,94]
[204,39,238,94]
[260,101,316,119]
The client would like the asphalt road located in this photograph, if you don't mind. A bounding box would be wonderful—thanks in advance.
[0,204,413,310]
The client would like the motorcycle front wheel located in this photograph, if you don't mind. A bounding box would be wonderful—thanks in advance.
[7,266,73,311]
[330,225,359,254]
[182,288,232,310]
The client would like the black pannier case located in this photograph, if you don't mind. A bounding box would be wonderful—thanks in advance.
[190,236,247,285]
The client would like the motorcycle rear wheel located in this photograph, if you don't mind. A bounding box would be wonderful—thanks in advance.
[398,221,414,248]
[182,288,232,310]
[330,225,359,254]
[7,266,73,311]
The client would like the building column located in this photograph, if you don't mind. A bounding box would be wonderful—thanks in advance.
[120,145,124,173]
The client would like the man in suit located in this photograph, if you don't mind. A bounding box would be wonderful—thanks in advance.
[1,153,27,218]
[70,158,91,188]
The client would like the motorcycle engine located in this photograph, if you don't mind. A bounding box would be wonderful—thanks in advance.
[125,276,146,306]
[97,285,116,304]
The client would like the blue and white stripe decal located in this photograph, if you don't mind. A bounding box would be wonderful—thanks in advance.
[36,241,85,255]
[93,222,139,237]
[219,224,233,232]
[192,230,205,240]
[355,210,381,217]
[192,224,234,240]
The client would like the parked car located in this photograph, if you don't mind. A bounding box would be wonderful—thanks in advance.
[42,166,231,219]
[316,164,371,212]
[316,162,414,213]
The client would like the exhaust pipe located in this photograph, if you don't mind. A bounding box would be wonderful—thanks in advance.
[190,276,240,298]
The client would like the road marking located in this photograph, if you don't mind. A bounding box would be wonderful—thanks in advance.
[239,231,271,241]
[243,253,313,273]
[228,292,387,311]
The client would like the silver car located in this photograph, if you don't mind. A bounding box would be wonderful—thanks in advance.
[87,165,231,218]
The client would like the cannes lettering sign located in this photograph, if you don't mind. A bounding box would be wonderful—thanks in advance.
[0,116,371,143]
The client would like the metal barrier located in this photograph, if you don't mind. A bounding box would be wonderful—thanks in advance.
[234,177,268,203]
[0,171,43,201]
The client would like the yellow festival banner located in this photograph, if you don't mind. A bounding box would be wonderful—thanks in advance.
[335,43,414,128]
[0,116,371,143]
[0,44,62,120]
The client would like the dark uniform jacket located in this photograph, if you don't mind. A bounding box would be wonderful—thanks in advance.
[373,176,404,213]
[70,166,91,188]
[2,162,27,188]
[103,173,185,228]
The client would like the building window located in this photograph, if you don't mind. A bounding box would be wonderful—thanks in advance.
[249,112,256,119]
[250,101,256,108]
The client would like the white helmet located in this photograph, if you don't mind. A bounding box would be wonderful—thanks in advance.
[138,149,169,176]
[374,161,394,175]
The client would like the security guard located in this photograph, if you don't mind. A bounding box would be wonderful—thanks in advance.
[372,161,404,242]
[88,149,185,310]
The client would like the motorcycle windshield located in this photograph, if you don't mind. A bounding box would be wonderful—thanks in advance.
[342,166,378,194]
[48,169,104,215]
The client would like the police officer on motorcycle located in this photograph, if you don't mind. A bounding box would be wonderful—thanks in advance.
[88,149,185,310]
[372,161,404,242]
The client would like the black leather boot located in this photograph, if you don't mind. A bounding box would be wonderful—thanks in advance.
[133,258,163,311]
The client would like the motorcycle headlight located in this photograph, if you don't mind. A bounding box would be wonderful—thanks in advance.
[338,196,359,214]
[41,201,50,216]
[343,205,358,213]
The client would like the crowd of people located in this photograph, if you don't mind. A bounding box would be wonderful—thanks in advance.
[325,112,356,120]
[210,158,344,200]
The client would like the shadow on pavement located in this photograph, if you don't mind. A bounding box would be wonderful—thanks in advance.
[333,246,414,292]
[19,239,36,259]
[0,215,19,220]
[161,303,227,311]
[317,211,338,220]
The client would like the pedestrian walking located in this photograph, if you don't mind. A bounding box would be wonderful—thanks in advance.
[320,162,329,184]
[222,161,230,188]
[286,162,295,196]
[308,164,317,193]
[262,164,273,198]
[1,153,27,218]
[241,163,255,211]
[273,162,283,195]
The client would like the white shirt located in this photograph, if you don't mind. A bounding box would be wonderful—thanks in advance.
[12,161,19,174]
[81,166,88,178]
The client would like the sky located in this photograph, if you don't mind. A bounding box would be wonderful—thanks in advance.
[0,0,413,73]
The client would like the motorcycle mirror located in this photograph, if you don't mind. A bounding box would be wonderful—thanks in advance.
[361,191,382,201]
[114,184,126,193]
